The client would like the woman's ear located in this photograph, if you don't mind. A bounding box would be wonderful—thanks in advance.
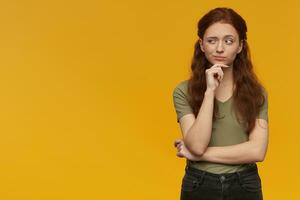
[237,40,243,54]
[199,39,204,52]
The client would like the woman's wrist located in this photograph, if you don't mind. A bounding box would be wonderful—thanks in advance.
[205,88,215,97]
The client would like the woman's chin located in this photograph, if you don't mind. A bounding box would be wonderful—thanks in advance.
[209,61,231,68]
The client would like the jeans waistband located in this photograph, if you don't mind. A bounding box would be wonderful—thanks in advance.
[185,163,258,181]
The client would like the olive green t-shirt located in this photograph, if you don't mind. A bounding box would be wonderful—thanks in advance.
[172,80,268,174]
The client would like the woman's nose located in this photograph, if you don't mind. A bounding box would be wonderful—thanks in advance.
[216,42,224,53]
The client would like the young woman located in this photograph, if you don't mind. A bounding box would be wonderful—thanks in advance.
[172,7,268,200]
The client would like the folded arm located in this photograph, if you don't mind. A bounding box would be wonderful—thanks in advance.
[176,119,269,164]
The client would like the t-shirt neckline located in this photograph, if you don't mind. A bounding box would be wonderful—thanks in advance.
[215,95,233,104]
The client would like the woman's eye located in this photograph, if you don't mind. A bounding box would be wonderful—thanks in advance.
[207,39,233,44]
[225,40,233,44]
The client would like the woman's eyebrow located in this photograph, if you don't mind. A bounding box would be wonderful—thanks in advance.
[207,35,234,39]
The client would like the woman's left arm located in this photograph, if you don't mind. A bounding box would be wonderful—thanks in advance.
[175,119,269,164]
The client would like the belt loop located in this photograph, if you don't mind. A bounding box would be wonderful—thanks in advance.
[236,171,242,185]
[199,170,206,183]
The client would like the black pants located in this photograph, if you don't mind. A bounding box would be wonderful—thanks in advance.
[180,164,263,200]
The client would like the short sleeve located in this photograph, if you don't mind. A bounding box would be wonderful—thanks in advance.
[172,83,194,123]
[258,91,268,122]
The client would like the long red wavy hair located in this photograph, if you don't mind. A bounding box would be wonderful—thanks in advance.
[187,7,267,134]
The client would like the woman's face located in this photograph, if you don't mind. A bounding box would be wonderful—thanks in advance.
[200,22,243,67]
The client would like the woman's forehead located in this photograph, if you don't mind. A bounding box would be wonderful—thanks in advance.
[204,22,238,38]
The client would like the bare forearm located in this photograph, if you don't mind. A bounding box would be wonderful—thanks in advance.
[184,89,215,155]
[199,141,262,164]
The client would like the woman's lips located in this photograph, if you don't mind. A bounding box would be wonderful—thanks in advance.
[214,56,226,61]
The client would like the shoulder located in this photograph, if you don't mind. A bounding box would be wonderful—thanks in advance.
[173,79,189,96]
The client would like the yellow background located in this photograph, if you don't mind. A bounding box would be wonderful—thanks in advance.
[0,0,298,199]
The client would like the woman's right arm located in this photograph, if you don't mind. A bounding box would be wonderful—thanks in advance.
[180,89,215,156]
[179,64,226,156]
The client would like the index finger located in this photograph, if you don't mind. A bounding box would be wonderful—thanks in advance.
[174,139,182,147]
[214,63,230,68]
